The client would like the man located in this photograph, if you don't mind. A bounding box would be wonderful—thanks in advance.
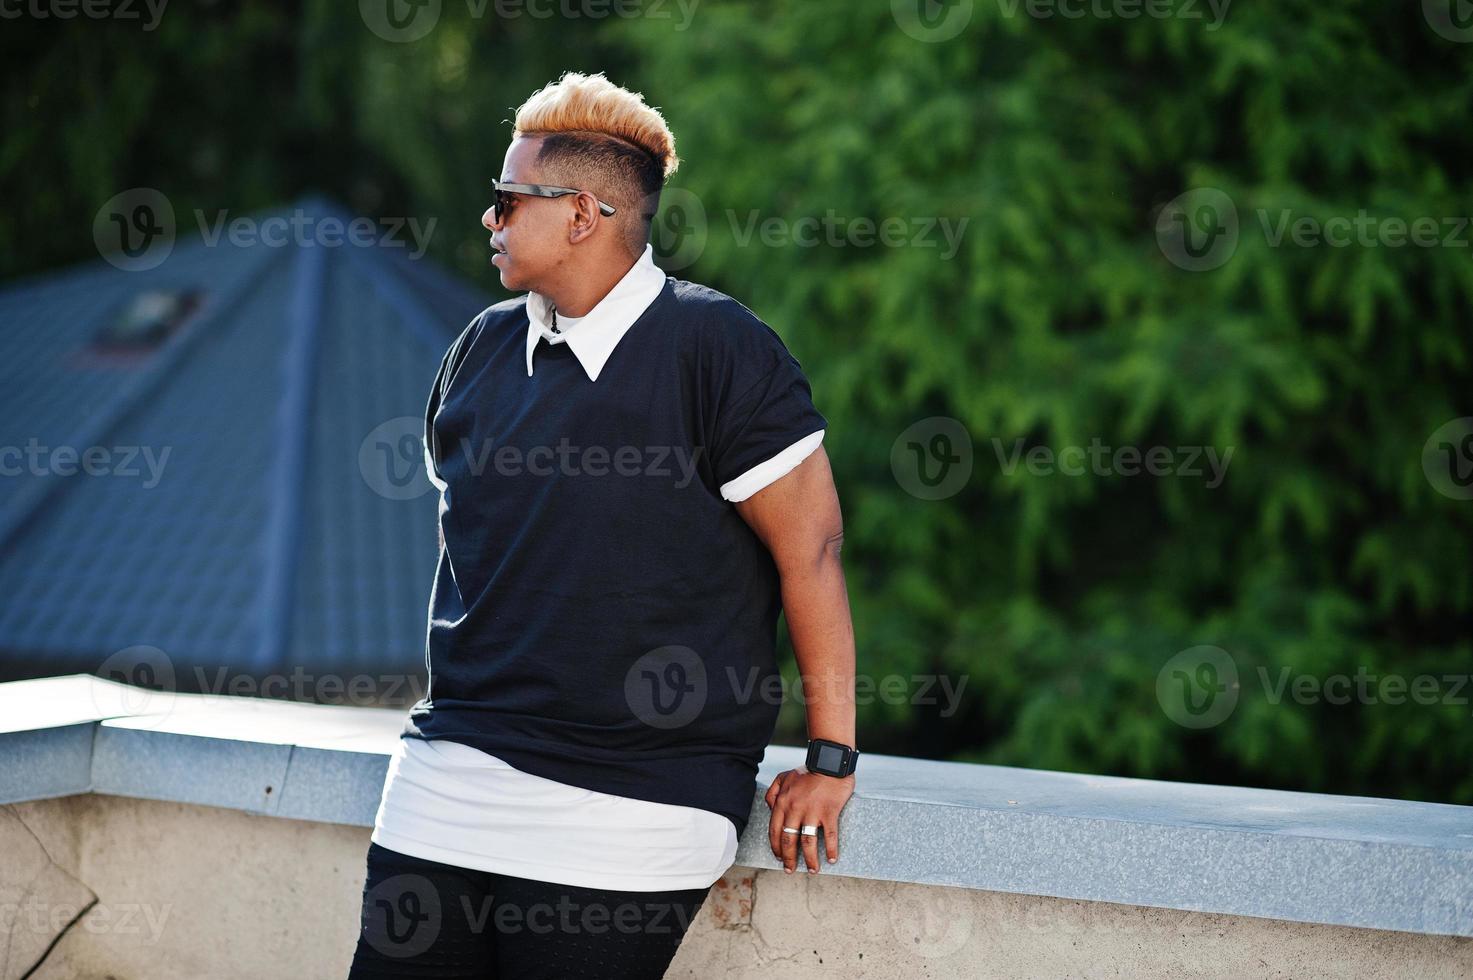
[350,71,857,978]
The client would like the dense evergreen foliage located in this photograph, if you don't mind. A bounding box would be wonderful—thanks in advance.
[5,0,1469,803]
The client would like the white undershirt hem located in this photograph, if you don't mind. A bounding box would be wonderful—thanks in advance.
[369,825,733,892]
[370,737,739,892]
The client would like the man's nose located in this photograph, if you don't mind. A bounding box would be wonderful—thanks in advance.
[482,205,501,231]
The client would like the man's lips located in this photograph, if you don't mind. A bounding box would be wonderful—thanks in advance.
[488,238,507,255]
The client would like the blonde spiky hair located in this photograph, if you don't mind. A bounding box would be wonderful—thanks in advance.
[513,71,679,181]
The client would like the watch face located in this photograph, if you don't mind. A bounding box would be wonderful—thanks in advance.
[815,743,846,773]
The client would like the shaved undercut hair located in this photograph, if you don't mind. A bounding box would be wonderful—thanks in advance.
[513,71,681,255]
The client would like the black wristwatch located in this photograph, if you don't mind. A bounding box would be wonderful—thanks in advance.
[805,737,859,778]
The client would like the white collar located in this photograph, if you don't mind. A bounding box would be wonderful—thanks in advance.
[524,244,668,382]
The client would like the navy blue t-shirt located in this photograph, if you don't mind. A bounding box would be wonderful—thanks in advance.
[403,276,827,839]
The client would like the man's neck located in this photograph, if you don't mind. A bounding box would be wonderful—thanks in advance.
[539,248,641,318]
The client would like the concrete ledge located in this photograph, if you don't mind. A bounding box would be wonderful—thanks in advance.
[17,793,1471,980]
[3,673,1470,940]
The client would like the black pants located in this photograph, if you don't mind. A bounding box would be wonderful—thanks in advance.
[347,841,713,979]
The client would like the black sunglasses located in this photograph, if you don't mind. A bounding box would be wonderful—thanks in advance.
[491,179,618,222]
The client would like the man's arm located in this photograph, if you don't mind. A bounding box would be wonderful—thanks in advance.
[733,443,856,748]
[737,442,857,874]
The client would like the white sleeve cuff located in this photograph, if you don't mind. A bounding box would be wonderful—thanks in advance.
[720,429,825,502]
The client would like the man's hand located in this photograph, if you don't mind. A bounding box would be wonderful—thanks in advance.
[765,767,855,874]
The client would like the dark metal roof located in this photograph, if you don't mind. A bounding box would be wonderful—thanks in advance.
[0,197,490,694]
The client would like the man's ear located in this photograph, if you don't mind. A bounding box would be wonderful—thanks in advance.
[567,193,601,245]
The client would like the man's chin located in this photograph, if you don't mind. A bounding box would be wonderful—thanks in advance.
[494,256,528,291]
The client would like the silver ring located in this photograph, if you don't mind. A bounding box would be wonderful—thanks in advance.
[782,826,799,834]
[800,824,819,836]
